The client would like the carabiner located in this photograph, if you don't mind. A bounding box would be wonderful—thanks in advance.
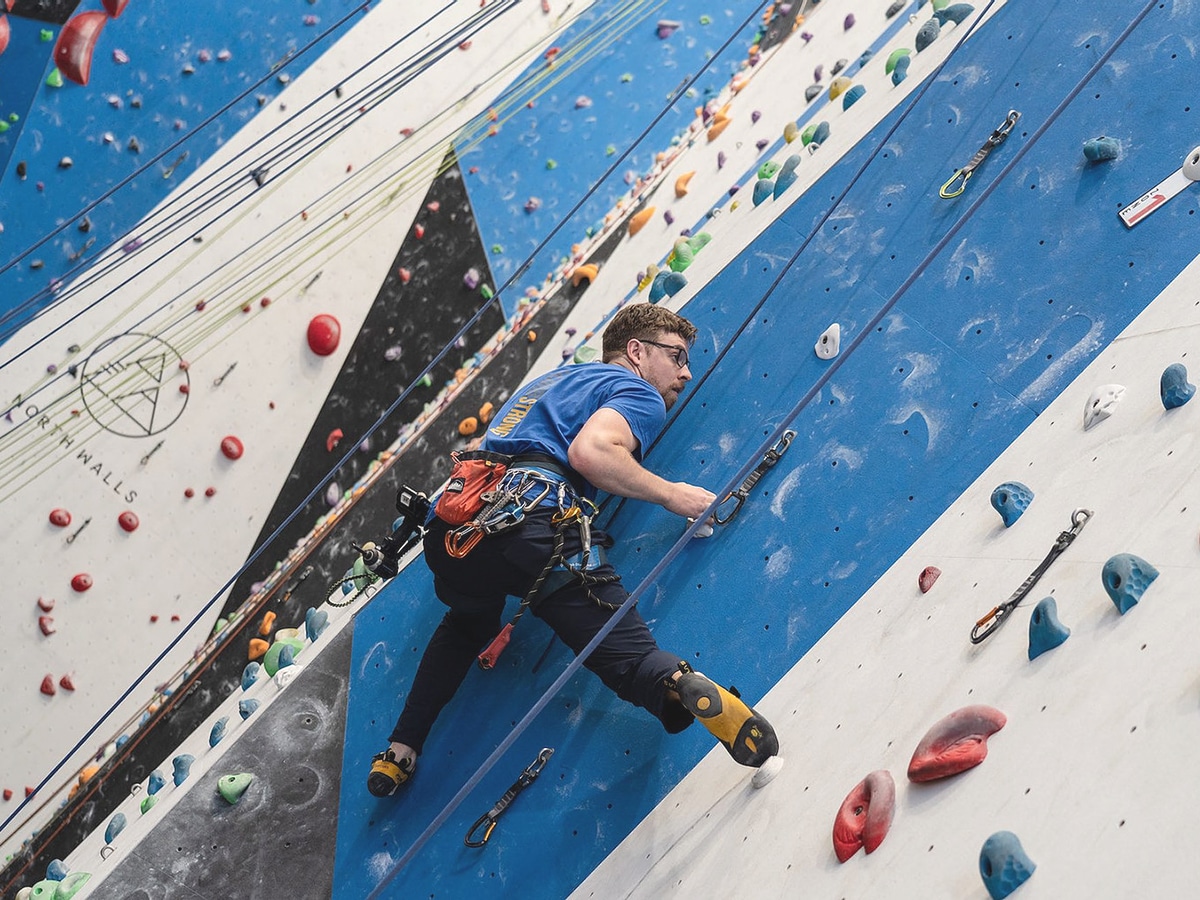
[939,168,971,199]
[464,748,554,848]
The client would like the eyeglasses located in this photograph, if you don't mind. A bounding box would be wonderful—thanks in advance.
[640,339,690,370]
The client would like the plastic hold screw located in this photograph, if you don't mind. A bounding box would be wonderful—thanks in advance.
[980,831,1036,900]
[990,481,1032,527]
[104,812,127,843]
[1083,136,1120,162]
[815,324,841,360]
[908,705,1007,782]
[172,754,195,786]
[146,770,165,795]
[1160,363,1195,409]
[209,716,229,747]
[918,565,941,593]
[1027,596,1070,660]
[1083,384,1125,430]
[1102,553,1158,614]
[833,770,895,862]
[241,661,261,691]
[218,773,255,805]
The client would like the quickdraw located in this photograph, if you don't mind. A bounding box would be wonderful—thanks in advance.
[713,430,795,525]
[464,748,554,847]
[970,507,1093,644]
[939,110,1021,199]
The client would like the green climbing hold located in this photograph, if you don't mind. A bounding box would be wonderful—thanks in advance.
[262,636,305,677]
[545,159,557,170]
[140,794,157,815]
[46,69,64,89]
[218,773,255,805]
[54,872,91,899]
[573,345,599,364]
[490,244,503,254]
[28,880,58,898]
[800,124,817,145]
[9,112,20,123]
[214,617,229,635]
[668,238,695,272]
[757,160,781,180]
[885,48,911,75]
[418,374,433,387]
[620,73,633,83]
[932,0,949,9]
[605,144,616,156]
[480,284,494,299]
[40,29,54,42]
[699,14,711,24]
[0,122,8,134]
[685,232,712,253]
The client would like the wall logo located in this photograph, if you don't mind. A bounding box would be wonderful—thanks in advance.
[79,332,189,438]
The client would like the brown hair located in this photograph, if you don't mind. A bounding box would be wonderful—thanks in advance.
[601,304,698,362]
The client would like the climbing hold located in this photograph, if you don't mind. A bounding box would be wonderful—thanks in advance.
[918,565,941,593]
[1083,136,1120,163]
[307,314,341,356]
[773,156,801,199]
[842,84,866,110]
[117,511,139,532]
[147,770,165,795]
[219,435,244,460]
[574,345,599,364]
[1102,553,1158,614]
[49,508,71,527]
[238,698,260,720]
[46,859,69,882]
[648,271,671,304]
[990,482,1032,528]
[463,267,480,289]
[813,64,824,82]
[628,207,655,236]
[1028,596,1070,660]
[750,109,762,124]
[325,429,344,452]
[1160,363,1195,409]
[915,18,940,52]
[885,48,911,75]
[478,401,495,424]
[247,638,269,661]
[892,54,912,85]
[811,121,831,147]
[655,19,681,39]
[659,272,688,299]
[104,812,126,843]
[935,2,974,25]
[706,117,731,141]
[53,872,90,898]
[752,179,774,206]
[815,323,841,360]
[757,160,781,180]
[527,331,538,343]
[39,616,56,637]
[717,151,727,169]
[209,716,229,747]
[53,11,107,85]
[305,607,329,642]
[59,674,75,691]
[674,172,695,197]
[0,16,8,57]
[886,0,906,15]
[571,263,599,286]
[397,267,412,283]
[638,265,659,291]
[458,416,479,437]
[783,122,799,143]
[218,773,255,805]
[980,831,1036,900]
[263,636,305,676]
[139,794,156,815]
[831,59,848,76]
[1083,384,1125,430]
[668,238,695,272]
[843,12,855,29]
[833,770,895,862]
[828,76,852,101]
[39,597,55,612]
[40,675,56,696]
[804,84,822,103]
[242,662,261,691]
[908,705,1006,782]
[71,573,93,592]
[172,754,194,786]
[103,0,131,15]
[205,487,217,498]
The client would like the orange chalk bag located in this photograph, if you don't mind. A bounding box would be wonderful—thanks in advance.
[434,450,510,526]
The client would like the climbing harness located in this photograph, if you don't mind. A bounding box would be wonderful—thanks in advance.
[464,748,554,848]
[939,110,1021,199]
[970,507,1093,644]
[713,430,795,525]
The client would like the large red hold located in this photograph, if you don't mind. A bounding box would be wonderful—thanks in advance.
[49,508,71,527]
[54,11,108,86]
[833,770,895,862]
[102,0,131,17]
[307,314,341,356]
[908,705,1007,782]
[220,435,244,460]
[0,15,11,57]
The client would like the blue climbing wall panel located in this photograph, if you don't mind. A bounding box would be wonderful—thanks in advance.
[337,0,1200,896]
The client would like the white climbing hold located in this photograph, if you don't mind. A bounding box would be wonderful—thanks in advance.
[1083,384,1125,430]
[1183,146,1200,181]
[815,323,841,360]
[752,756,784,788]
[274,664,302,689]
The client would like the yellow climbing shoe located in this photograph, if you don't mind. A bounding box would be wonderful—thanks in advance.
[367,748,415,797]
[676,671,779,768]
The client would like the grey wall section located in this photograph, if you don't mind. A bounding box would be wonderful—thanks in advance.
[91,628,352,899]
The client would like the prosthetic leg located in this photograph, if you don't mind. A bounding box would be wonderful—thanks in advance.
[674,663,779,768]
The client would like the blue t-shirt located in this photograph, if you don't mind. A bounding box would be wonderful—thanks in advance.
[482,362,666,498]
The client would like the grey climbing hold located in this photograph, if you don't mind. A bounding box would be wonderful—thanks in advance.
[831,58,848,76]
[752,178,774,206]
[46,859,68,881]
[892,54,912,85]
[1028,596,1070,660]
[1082,136,1120,162]
[217,773,255,805]
[886,0,905,17]
[980,831,1036,900]
[990,481,1032,527]
[915,18,940,51]
[147,770,165,795]
[935,2,974,25]
[811,121,830,147]
[209,716,229,747]
[815,324,841,360]
[172,754,195,786]
[1083,384,1125,430]
[804,83,822,102]
[242,661,261,691]
[1102,553,1158,614]
[239,698,260,720]
[773,155,801,199]
[104,812,127,843]
[306,607,329,641]
[1160,363,1195,409]
[842,84,866,110]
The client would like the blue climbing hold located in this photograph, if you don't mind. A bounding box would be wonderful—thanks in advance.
[1082,135,1120,163]
[239,698,261,720]
[172,754,195,786]
[892,54,911,85]
[774,155,801,199]
[648,270,671,304]
[811,121,830,147]
[662,272,688,298]
[752,178,774,206]
[858,49,874,67]
[277,643,297,670]
[242,661,261,691]
[1028,596,1070,660]
[990,481,1033,527]
[842,84,866,110]
[209,716,229,747]
[1160,363,1195,409]
[915,18,940,52]
[147,769,165,795]
[46,859,68,881]
[306,607,329,641]
[935,2,974,25]
[1102,553,1158,614]
[104,812,127,843]
[980,831,1036,900]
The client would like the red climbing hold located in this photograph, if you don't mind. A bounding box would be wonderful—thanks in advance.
[918,565,941,593]
[0,15,10,57]
[205,487,216,497]
[184,487,195,498]
[118,511,139,532]
[38,597,55,612]
[71,573,93,593]
[40,675,56,696]
[326,428,344,452]
[54,10,108,86]
[908,705,1007,783]
[307,314,341,356]
[49,508,72,527]
[833,770,895,862]
[220,435,244,460]
[39,616,56,636]
[59,674,75,691]
[397,267,412,283]
[413,223,425,239]
[102,0,131,16]
[2,789,11,801]
[426,201,440,213]
[25,787,33,797]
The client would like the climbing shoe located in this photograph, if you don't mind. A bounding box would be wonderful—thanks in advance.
[675,669,779,768]
[367,748,415,797]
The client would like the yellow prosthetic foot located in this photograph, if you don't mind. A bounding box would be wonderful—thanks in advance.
[675,668,779,768]
[367,748,415,797]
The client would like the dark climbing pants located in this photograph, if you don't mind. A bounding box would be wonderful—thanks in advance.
[388,509,693,754]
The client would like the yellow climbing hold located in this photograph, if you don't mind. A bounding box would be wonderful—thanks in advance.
[674,171,696,197]
[637,264,659,292]
[628,207,655,236]
[828,76,853,101]
[783,121,799,143]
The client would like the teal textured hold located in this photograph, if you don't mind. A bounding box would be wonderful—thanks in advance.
[147,769,165,795]
[648,270,671,304]
[239,698,261,720]
[305,607,329,641]
[935,2,974,25]
[892,54,911,85]
[276,643,296,670]
[1082,135,1120,162]
[1028,597,1070,660]
[980,831,1036,900]
[662,272,688,298]
[915,18,940,51]
[773,155,801,199]
[752,178,774,206]
[104,812,127,843]
[842,84,866,110]
[46,859,68,881]
[811,121,830,146]
[1161,362,1196,408]
[209,716,229,747]
[173,754,195,786]
[990,481,1032,527]
[1102,553,1158,614]
[242,661,261,691]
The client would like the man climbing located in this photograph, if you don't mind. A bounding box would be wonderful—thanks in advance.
[368,303,779,796]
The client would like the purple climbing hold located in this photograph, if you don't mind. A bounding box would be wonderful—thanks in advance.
[122,237,143,253]
[383,345,403,362]
[813,64,823,82]
[755,138,769,151]
[656,19,681,39]
[717,151,727,169]
[751,110,762,124]
[800,31,813,42]
[463,267,480,289]
[663,210,675,225]
[843,13,855,29]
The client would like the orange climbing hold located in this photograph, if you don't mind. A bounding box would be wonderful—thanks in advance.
[571,263,598,286]
[248,638,269,660]
[54,10,108,86]
[326,428,344,452]
[674,171,695,198]
[628,207,656,236]
[458,416,479,436]
[258,611,277,637]
[478,401,494,424]
[706,117,731,141]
